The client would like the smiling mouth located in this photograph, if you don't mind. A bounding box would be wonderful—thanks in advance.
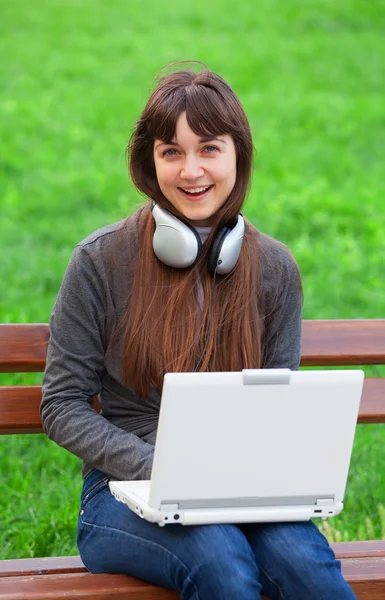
[178,184,214,198]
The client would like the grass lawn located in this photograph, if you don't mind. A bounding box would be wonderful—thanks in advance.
[1,0,385,558]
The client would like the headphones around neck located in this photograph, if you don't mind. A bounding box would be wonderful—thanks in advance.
[151,202,245,274]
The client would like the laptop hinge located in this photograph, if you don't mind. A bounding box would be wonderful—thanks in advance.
[242,369,291,385]
[316,498,334,507]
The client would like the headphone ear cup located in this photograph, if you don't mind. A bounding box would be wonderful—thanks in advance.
[207,215,245,275]
[207,227,230,274]
[151,203,202,268]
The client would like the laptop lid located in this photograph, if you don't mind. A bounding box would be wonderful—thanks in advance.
[148,369,364,511]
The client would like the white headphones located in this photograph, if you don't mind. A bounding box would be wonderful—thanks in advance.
[151,202,245,274]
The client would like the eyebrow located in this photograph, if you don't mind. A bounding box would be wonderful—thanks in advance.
[155,137,227,150]
[199,137,227,144]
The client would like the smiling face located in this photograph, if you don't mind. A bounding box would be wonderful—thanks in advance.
[153,112,237,227]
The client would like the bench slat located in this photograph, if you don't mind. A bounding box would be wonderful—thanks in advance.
[0,386,42,433]
[332,540,385,559]
[0,387,100,434]
[2,541,385,578]
[0,572,180,600]
[0,324,49,373]
[358,378,385,423]
[341,558,385,600]
[351,582,385,600]
[1,559,384,599]
[301,319,385,366]
[1,378,384,434]
[0,556,85,577]
[1,321,385,374]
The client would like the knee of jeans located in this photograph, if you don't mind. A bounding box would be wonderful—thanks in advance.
[257,523,337,572]
[190,548,260,592]
[283,543,340,580]
[186,560,261,600]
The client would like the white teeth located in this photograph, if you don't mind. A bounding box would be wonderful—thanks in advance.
[181,185,211,194]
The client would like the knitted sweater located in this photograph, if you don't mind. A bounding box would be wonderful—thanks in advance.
[41,209,303,481]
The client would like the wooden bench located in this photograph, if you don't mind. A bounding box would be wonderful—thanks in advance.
[1,320,385,599]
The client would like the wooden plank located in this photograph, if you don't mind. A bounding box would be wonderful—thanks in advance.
[0,387,43,433]
[341,557,385,600]
[350,582,385,600]
[0,556,85,577]
[2,541,385,578]
[332,540,385,559]
[358,379,385,424]
[341,557,385,581]
[1,559,384,599]
[0,324,49,373]
[0,388,100,434]
[0,320,385,375]
[0,572,180,600]
[301,319,385,366]
[1,378,384,434]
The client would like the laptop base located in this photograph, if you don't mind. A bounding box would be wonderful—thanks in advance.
[109,481,343,527]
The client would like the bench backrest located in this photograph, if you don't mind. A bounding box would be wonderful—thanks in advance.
[0,320,385,434]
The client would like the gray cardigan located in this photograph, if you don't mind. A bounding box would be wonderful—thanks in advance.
[41,209,303,481]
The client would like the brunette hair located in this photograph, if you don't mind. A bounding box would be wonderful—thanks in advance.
[122,67,265,397]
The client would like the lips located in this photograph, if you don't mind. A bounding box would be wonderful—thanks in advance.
[178,184,214,200]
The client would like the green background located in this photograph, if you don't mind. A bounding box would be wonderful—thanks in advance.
[1,0,384,558]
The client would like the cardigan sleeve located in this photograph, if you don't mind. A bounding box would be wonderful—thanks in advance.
[41,245,154,481]
[263,248,303,371]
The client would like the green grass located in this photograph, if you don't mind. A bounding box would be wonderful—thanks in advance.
[1,0,385,558]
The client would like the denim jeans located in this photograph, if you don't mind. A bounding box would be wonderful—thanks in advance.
[77,469,357,600]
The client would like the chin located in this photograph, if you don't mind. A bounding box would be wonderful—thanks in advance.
[186,212,213,225]
[181,206,213,221]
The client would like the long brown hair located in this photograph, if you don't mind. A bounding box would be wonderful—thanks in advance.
[122,68,264,397]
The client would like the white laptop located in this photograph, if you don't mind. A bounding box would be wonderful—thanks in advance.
[109,368,364,527]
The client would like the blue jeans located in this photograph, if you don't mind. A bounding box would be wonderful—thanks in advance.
[77,469,357,600]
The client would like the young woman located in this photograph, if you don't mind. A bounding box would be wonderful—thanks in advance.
[41,67,357,600]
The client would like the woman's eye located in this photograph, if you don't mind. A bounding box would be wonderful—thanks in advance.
[203,145,219,153]
[163,148,179,156]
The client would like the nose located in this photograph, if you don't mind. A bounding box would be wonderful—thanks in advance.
[180,154,204,180]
